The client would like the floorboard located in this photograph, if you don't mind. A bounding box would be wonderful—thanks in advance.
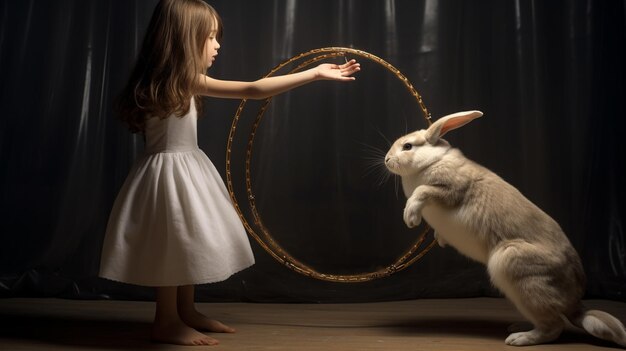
[1,298,625,350]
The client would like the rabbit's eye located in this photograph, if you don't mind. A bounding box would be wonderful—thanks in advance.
[402,143,413,150]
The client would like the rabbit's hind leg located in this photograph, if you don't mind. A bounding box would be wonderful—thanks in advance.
[488,240,567,346]
[505,327,563,346]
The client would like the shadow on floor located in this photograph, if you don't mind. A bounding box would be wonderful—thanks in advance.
[0,313,156,349]
[389,317,621,349]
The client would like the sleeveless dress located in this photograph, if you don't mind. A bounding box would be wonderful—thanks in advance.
[99,99,254,287]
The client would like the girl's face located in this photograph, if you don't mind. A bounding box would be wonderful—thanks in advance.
[203,26,220,69]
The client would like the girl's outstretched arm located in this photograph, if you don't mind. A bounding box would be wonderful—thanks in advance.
[194,59,360,100]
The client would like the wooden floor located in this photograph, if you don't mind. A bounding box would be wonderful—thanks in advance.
[1,298,625,350]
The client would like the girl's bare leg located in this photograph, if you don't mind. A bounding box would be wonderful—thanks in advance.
[152,286,219,346]
[177,285,236,333]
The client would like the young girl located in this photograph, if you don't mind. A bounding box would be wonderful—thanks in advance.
[99,0,360,346]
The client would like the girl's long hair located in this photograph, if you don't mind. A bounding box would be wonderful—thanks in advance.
[117,0,222,133]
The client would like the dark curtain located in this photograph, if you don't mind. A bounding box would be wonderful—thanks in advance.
[1,0,624,302]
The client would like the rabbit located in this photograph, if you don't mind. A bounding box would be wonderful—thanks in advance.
[384,110,626,347]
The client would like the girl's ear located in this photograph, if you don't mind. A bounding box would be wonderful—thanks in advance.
[425,110,483,144]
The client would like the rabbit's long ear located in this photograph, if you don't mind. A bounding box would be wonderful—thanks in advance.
[425,110,483,144]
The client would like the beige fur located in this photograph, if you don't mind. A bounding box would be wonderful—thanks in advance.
[385,110,626,347]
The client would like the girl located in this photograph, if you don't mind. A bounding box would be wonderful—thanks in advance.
[99,0,360,346]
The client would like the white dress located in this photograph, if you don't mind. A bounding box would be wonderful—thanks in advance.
[99,99,254,286]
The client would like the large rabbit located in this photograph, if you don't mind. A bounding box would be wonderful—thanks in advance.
[384,110,626,347]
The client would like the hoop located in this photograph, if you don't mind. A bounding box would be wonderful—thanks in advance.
[225,47,436,282]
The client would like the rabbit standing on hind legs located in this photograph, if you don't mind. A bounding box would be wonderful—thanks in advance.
[384,110,626,347]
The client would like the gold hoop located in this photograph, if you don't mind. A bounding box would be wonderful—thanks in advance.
[226,47,436,282]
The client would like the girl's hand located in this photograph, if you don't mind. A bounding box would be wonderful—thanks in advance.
[315,59,361,81]
[195,58,360,99]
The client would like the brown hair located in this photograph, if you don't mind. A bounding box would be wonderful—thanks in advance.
[117,0,222,133]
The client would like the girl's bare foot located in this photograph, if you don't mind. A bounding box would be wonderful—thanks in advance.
[151,318,220,346]
[180,309,236,333]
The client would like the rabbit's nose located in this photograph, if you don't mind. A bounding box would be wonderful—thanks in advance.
[385,156,390,163]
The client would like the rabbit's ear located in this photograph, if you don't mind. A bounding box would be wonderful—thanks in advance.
[425,110,483,144]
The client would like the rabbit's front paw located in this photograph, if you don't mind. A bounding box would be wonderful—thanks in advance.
[434,231,447,247]
[403,200,423,228]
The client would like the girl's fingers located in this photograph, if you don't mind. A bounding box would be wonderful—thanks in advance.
[341,65,360,76]
[340,63,359,71]
[339,59,357,69]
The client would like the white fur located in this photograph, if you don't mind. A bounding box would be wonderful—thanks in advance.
[385,110,626,347]
[422,204,488,264]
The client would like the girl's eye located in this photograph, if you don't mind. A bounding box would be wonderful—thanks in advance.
[402,143,412,150]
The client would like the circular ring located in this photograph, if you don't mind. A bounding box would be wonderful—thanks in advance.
[226,47,436,282]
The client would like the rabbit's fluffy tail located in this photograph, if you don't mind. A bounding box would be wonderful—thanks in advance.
[570,309,626,347]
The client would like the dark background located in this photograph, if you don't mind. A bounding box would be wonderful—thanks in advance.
[0,0,624,303]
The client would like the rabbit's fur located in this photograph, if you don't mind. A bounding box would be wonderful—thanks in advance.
[385,110,626,347]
